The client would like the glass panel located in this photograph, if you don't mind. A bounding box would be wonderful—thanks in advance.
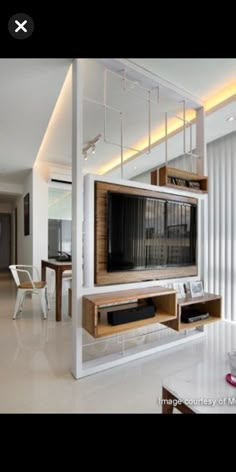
[48,186,72,258]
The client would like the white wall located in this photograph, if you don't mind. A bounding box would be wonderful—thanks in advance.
[132,153,197,184]
[0,181,23,196]
[32,161,48,272]
[0,201,14,265]
[0,184,23,265]
[132,172,150,184]
[16,171,33,265]
[0,202,13,213]
[47,163,72,183]
[15,162,49,272]
[48,182,72,220]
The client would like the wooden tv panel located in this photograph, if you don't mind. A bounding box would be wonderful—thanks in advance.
[95,181,198,286]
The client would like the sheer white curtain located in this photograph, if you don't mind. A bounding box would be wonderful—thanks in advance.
[167,132,236,321]
[134,133,236,321]
[207,131,236,321]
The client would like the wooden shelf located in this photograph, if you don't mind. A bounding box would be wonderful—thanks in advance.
[164,292,221,332]
[156,166,208,194]
[83,287,177,338]
[97,311,176,338]
[179,316,220,331]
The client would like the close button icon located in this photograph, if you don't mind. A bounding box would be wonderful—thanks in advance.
[8,13,34,39]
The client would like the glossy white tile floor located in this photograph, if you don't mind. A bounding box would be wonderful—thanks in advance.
[0,272,235,413]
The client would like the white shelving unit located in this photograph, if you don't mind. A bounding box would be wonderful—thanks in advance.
[71,59,207,379]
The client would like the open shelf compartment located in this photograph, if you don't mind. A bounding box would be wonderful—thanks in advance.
[164,292,221,332]
[157,166,208,193]
[83,287,177,338]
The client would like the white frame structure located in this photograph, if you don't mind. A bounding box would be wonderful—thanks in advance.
[71,59,207,379]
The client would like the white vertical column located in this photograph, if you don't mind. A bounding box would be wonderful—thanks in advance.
[71,59,84,379]
[207,144,214,294]
[196,107,206,175]
[83,174,95,288]
[196,107,208,287]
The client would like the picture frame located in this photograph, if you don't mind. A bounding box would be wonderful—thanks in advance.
[165,283,173,290]
[173,282,186,299]
[190,280,204,298]
[24,193,30,236]
[184,281,191,296]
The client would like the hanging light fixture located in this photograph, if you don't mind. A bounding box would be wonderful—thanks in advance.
[82,134,102,159]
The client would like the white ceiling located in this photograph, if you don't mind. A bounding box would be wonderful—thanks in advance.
[41,58,236,177]
[0,192,18,202]
[0,58,236,195]
[128,59,236,100]
[0,58,71,184]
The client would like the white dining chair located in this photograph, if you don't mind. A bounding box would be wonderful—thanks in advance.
[9,265,50,319]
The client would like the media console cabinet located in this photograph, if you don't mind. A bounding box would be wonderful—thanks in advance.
[165,292,221,332]
[83,287,177,338]
[82,288,221,338]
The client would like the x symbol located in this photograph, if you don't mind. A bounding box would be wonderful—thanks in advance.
[14,20,27,33]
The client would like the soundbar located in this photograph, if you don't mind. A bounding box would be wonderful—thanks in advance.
[107,303,155,326]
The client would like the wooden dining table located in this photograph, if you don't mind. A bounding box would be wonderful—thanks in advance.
[41,259,72,322]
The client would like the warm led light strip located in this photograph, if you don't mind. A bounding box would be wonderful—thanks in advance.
[36,66,236,176]
[35,65,72,167]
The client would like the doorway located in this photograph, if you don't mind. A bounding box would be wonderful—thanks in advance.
[0,214,11,272]
[14,207,17,264]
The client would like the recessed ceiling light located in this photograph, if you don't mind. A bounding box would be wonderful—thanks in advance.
[226,116,235,122]
[134,166,137,170]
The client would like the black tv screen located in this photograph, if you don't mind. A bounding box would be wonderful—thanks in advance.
[107,191,197,272]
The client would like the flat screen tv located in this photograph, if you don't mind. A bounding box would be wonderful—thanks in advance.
[107,191,197,272]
